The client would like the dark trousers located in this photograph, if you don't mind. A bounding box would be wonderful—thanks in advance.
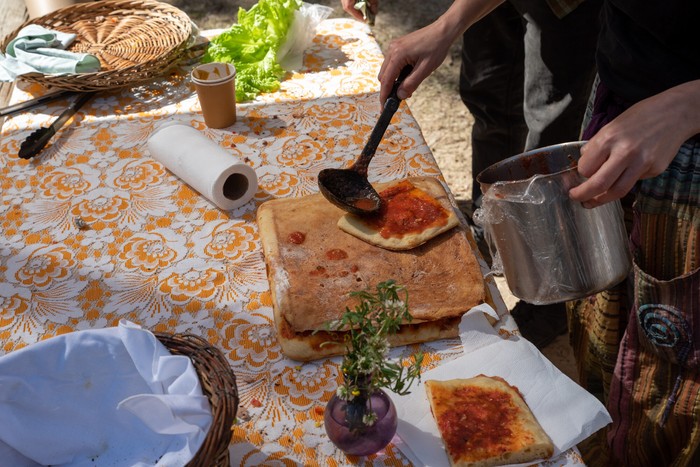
[460,0,602,203]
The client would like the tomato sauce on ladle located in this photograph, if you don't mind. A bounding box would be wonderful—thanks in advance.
[318,66,412,216]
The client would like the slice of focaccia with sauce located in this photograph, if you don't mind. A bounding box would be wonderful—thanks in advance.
[424,375,554,467]
[337,177,459,250]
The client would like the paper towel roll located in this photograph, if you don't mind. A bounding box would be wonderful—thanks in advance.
[147,124,257,210]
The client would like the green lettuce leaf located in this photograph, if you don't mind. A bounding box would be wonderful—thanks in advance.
[202,0,302,101]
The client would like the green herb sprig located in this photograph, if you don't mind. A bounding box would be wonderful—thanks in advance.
[325,280,423,425]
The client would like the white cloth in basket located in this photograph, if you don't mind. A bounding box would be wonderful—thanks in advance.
[0,321,212,466]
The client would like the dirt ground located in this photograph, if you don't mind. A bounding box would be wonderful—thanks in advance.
[164,0,475,206]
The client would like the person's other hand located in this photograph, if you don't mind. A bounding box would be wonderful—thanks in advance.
[340,0,377,22]
[570,81,700,208]
[377,22,454,105]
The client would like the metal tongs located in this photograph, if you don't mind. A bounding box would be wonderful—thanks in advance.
[18,91,96,159]
[0,90,79,119]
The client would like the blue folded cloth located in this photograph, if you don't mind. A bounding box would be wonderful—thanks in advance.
[0,24,101,81]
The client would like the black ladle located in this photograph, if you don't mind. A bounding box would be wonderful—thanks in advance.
[318,65,412,215]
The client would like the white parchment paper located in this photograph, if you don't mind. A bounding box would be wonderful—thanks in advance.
[389,304,611,467]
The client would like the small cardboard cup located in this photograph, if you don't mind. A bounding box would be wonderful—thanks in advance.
[191,62,237,129]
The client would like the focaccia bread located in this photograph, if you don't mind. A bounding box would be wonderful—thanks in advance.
[256,176,488,360]
[338,178,459,250]
[273,303,465,361]
[424,376,554,467]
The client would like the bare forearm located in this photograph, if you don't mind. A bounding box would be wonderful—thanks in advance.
[378,0,505,103]
[434,0,506,44]
[665,79,700,139]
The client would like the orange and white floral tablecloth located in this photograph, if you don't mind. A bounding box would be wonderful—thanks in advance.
[0,18,585,466]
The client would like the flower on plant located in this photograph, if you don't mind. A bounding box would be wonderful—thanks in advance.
[323,280,423,428]
[336,385,349,400]
[362,412,378,426]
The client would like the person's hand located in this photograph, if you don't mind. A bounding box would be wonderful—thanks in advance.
[340,0,377,22]
[376,0,501,105]
[377,21,456,105]
[570,80,700,208]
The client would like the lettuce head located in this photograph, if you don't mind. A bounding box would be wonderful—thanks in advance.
[202,0,303,102]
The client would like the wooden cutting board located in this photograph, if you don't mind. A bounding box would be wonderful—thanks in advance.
[257,177,487,341]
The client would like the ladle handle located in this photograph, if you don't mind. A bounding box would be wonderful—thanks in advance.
[352,65,413,176]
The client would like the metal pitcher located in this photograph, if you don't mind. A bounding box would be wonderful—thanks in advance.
[475,141,632,304]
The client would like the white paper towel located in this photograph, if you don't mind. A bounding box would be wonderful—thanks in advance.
[147,124,258,210]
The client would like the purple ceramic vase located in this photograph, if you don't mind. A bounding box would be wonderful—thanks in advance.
[324,389,398,456]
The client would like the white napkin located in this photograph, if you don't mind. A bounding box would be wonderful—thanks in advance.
[389,304,611,467]
[0,24,101,81]
[0,321,213,466]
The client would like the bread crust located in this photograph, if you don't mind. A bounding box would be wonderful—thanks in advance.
[273,300,463,361]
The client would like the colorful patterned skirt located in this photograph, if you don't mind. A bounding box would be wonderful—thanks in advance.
[571,81,700,466]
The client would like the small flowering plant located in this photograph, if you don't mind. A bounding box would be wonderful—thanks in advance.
[325,280,423,428]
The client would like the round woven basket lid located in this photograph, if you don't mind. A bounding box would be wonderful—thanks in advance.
[1,0,194,91]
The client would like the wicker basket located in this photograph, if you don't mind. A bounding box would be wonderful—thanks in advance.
[0,0,193,91]
[155,332,239,467]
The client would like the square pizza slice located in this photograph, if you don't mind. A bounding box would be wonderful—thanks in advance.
[424,375,554,467]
